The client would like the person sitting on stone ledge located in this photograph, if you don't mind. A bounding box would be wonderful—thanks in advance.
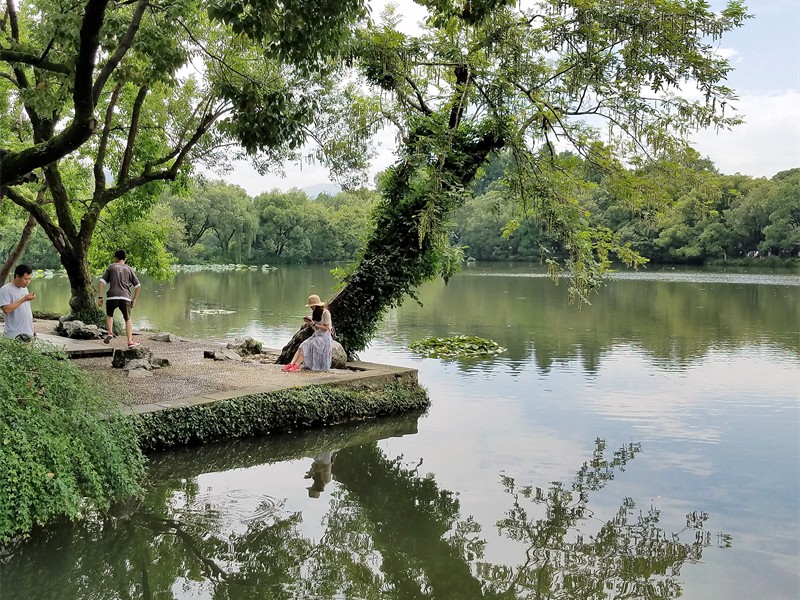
[282,294,333,372]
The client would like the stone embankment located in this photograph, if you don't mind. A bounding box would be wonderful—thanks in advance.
[29,319,429,451]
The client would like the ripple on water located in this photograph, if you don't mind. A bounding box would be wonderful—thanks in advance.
[180,490,282,526]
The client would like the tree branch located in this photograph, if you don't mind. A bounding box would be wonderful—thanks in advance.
[3,185,69,254]
[43,164,80,242]
[117,84,148,184]
[0,0,110,184]
[0,50,71,74]
[448,64,471,129]
[5,0,19,40]
[92,0,149,102]
[91,107,224,212]
[94,81,123,192]
[403,73,432,116]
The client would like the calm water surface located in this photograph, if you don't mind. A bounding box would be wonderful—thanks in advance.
[2,263,798,599]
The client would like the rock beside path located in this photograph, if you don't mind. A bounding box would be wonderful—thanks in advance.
[112,345,171,375]
[54,316,104,340]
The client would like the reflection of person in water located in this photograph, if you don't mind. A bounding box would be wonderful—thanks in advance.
[305,451,334,498]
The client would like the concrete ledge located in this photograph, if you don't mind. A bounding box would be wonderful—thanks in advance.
[132,375,430,452]
[123,361,419,417]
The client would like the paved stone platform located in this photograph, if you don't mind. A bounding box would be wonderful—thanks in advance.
[0,324,114,356]
[123,357,419,417]
[13,319,420,410]
[4,320,430,447]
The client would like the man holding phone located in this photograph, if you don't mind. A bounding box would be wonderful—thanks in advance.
[0,264,36,341]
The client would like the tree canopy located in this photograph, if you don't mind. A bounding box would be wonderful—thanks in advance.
[320,0,752,354]
[2,0,755,353]
[0,0,369,316]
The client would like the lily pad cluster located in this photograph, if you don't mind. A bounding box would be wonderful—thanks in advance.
[409,335,506,359]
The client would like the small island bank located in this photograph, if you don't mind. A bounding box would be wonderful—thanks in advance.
[20,319,430,452]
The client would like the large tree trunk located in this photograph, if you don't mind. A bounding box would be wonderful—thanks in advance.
[279,126,503,361]
[277,324,314,364]
[61,246,102,321]
[0,214,37,283]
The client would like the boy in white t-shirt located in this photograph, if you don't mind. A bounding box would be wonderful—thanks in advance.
[0,264,36,341]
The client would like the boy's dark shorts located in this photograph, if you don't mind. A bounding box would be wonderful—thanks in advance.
[106,299,131,321]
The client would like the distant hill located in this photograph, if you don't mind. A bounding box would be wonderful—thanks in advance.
[303,183,342,198]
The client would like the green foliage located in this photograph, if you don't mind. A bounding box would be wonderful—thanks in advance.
[2,0,374,314]
[326,0,751,353]
[135,382,430,452]
[207,0,367,68]
[0,339,145,542]
[88,202,181,281]
[160,181,378,265]
[410,335,506,358]
[452,155,800,266]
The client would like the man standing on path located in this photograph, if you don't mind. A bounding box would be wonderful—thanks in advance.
[0,264,36,342]
[97,249,141,348]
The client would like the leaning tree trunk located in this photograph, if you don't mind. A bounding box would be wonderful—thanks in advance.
[276,323,315,364]
[278,126,503,362]
[0,214,37,283]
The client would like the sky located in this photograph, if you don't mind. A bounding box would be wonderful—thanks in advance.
[226,0,800,196]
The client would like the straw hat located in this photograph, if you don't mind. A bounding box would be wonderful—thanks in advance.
[305,294,326,307]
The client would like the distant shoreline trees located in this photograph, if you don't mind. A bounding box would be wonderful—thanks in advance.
[3,160,798,272]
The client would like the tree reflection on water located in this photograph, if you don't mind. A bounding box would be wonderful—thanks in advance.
[482,439,727,599]
[1,436,729,600]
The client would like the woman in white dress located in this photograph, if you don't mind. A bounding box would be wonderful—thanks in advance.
[281,294,333,372]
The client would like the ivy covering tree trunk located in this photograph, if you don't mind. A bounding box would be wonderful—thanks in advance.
[279,121,502,361]
[335,128,503,354]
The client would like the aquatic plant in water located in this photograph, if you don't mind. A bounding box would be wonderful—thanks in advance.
[409,335,506,358]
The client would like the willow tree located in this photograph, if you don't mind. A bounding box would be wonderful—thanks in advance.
[311,0,750,356]
[0,0,367,316]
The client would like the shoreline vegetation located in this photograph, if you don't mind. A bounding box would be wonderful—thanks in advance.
[4,166,799,279]
[14,254,800,286]
[0,325,429,543]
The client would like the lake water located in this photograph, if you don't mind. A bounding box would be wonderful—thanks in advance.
[2,263,799,599]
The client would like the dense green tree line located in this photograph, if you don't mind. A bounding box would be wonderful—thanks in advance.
[4,155,797,273]
[455,152,800,265]
[159,181,378,265]
[0,180,377,268]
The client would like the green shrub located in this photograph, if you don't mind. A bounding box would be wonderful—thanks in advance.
[0,339,145,542]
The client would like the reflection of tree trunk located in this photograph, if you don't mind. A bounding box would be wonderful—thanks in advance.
[144,516,229,581]
[0,213,37,283]
[334,443,499,599]
[136,545,154,600]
